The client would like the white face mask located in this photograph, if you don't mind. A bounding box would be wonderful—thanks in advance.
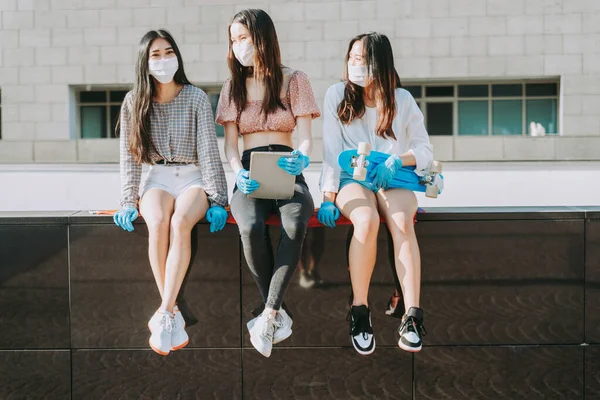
[232,41,255,67]
[348,63,370,87]
[148,56,179,84]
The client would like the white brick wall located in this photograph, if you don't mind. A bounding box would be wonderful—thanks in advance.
[0,1,599,162]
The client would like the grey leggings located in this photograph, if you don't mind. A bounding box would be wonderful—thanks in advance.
[230,145,314,310]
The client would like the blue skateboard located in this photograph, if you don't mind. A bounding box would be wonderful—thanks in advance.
[338,142,444,198]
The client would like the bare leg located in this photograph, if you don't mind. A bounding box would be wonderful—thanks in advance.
[335,183,380,307]
[376,188,420,312]
[160,188,209,312]
[139,189,175,298]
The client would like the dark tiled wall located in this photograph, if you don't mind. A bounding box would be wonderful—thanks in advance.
[0,209,595,399]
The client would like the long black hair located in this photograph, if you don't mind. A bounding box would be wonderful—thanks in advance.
[338,32,402,140]
[121,29,191,164]
[227,9,285,116]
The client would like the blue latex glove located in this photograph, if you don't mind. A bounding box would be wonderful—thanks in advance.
[317,201,340,228]
[277,150,310,176]
[206,205,228,233]
[113,207,138,232]
[369,154,403,190]
[236,169,259,194]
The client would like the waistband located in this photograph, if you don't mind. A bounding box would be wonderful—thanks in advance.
[154,159,194,166]
[241,144,294,163]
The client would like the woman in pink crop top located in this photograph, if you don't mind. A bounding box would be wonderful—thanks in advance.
[216,8,321,358]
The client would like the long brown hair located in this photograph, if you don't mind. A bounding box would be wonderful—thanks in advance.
[227,9,285,117]
[338,32,402,140]
[120,29,191,164]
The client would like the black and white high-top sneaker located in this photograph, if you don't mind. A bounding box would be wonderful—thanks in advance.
[348,305,375,355]
[397,307,427,352]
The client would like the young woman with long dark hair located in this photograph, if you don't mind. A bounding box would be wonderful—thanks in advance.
[114,30,228,356]
[216,9,320,358]
[317,32,432,355]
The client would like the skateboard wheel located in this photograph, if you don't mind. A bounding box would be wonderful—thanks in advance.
[353,166,367,181]
[357,142,371,156]
[430,161,443,174]
[425,185,438,198]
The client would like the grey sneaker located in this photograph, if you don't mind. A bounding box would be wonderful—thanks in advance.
[273,309,293,344]
[248,313,276,358]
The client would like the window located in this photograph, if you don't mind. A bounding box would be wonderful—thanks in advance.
[76,86,225,139]
[78,89,127,139]
[404,81,559,136]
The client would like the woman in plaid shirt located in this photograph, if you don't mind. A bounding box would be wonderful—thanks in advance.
[114,30,229,356]
[217,9,321,358]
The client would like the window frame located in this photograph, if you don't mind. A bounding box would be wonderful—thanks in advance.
[404,79,560,136]
[75,86,129,139]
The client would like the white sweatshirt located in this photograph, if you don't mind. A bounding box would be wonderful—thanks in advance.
[319,82,434,194]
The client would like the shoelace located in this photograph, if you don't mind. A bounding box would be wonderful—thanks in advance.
[347,310,373,340]
[160,314,174,333]
[260,316,274,340]
[399,316,427,338]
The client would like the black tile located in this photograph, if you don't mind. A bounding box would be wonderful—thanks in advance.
[417,220,585,345]
[243,348,412,400]
[72,349,241,400]
[586,346,600,400]
[0,350,70,399]
[241,226,402,348]
[70,224,240,348]
[0,225,69,349]
[417,206,585,221]
[586,219,600,343]
[415,346,583,400]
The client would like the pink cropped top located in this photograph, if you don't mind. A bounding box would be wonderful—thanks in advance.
[215,70,321,135]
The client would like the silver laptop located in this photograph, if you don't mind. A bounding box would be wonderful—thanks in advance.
[248,151,296,199]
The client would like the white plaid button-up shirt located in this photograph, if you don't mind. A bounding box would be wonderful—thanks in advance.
[119,85,228,208]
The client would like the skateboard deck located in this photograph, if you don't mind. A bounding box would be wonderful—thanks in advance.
[337,143,444,198]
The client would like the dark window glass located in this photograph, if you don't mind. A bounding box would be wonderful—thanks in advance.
[426,102,453,135]
[425,86,454,97]
[110,105,121,138]
[109,90,128,102]
[525,83,558,97]
[404,86,422,98]
[492,84,522,97]
[80,91,107,103]
[458,85,488,97]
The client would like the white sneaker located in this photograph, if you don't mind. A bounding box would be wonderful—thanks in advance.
[171,310,189,351]
[248,313,276,358]
[247,309,293,345]
[149,310,174,356]
[273,309,293,344]
[149,305,185,333]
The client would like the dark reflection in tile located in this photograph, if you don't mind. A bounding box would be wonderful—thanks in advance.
[70,224,240,348]
[72,349,241,400]
[0,350,70,399]
[417,220,585,345]
[415,346,583,400]
[243,348,412,400]
[0,225,69,349]
[241,226,403,347]
[586,346,600,399]
[586,219,600,343]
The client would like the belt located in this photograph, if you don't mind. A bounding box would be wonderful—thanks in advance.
[155,159,190,166]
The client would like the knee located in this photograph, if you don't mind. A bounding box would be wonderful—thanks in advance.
[238,219,265,239]
[145,214,170,234]
[282,220,308,242]
[351,211,380,241]
[170,214,194,235]
[389,212,416,240]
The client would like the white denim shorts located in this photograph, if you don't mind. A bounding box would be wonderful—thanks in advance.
[140,164,205,200]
